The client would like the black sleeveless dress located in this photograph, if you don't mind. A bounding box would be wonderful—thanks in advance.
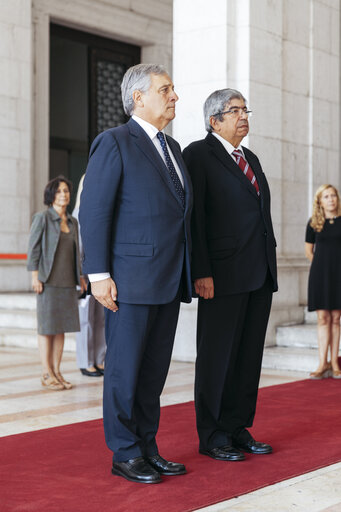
[305,216,341,311]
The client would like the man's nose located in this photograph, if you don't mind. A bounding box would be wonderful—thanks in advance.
[170,90,179,102]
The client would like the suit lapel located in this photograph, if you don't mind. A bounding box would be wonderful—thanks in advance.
[128,119,184,208]
[206,134,258,200]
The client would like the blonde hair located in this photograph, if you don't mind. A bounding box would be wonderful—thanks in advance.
[310,184,341,232]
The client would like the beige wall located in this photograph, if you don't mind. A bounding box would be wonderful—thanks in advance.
[171,0,340,360]
[0,0,173,291]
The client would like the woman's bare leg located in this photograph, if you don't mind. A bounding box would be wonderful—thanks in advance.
[52,334,65,374]
[315,310,331,371]
[330,310,341,372]
[38,334,54,375]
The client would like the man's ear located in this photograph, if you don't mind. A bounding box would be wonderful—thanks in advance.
[132,89,143,108]
[209,116,218,132]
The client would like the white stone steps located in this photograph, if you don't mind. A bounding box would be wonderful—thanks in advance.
[276,323,317,349]
[262,346,318,372]
[0,309,37,329]
[0,328,76,351]
[0,293,36,310]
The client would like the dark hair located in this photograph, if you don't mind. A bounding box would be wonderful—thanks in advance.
[43,175,73,206]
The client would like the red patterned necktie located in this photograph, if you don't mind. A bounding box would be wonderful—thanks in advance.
[232,149,260,196]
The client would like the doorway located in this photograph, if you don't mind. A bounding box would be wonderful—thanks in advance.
[49,24,140,209]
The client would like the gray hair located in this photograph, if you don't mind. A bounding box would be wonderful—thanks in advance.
[204,88,247,132]
[121,63,168,116]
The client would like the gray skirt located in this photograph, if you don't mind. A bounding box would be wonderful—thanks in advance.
[37,285,80,335]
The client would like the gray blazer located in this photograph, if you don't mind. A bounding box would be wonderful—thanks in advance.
[27,206,81,284]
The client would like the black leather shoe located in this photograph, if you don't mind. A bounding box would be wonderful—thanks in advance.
[234,438,272,454]
[147,454,186,475]
[112,456,161,484]
[80,368,103,377]
[94,365,104,375]
[199,445,245,461]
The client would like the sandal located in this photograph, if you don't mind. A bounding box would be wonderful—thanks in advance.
[41,373,64,390]
[55,372,72,390]
[309,362,331,380]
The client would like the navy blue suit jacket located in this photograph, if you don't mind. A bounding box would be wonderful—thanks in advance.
[79,118,193,305]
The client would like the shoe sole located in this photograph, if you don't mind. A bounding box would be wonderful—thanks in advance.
[111,467,161,484]
[199,450,245,461]
[237,447,273,455]
[154,469,187,476]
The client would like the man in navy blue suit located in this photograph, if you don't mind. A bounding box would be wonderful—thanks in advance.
[79,64,193,484]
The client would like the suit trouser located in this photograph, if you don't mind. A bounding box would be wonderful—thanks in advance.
[76,295,106,368]
[103,295,181,462]
[195,274,273,451]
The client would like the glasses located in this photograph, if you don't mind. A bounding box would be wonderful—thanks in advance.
[213,107,253,118]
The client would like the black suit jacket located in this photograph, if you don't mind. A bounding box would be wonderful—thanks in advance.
[183,133,277,296]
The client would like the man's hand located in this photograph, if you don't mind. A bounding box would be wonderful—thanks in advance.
[194,277,214,299]
[91,278,119,312]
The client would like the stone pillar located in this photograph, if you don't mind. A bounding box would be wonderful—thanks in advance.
[172,0,340,361]
[0,0,32,290]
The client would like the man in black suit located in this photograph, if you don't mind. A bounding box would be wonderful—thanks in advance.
[183,88,277,462]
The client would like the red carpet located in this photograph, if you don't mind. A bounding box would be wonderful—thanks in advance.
[2,378,341,512]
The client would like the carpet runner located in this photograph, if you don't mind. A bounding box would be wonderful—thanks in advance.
[1,378,341,512]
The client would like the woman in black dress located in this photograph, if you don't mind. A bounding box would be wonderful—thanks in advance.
[27,176,87,390]
[305,184,341,379]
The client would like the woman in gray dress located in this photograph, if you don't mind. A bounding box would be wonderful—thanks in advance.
[27,176,86,390]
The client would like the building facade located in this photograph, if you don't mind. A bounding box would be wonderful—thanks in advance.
[0,0,340,359]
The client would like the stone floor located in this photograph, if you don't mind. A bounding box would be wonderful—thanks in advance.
[1,346,341,511]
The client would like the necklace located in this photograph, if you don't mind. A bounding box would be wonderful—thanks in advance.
[328,216,336,224]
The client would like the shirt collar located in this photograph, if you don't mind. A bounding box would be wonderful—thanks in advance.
[212,132,245,158]
[132,115,161,141]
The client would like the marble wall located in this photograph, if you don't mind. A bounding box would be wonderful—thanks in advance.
[171,0,340,360]
[0,0,173,290]
[0,0,32,290]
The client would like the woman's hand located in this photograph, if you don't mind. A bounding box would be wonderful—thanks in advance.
[31,271,43,294]
[80,276,87,293]
[305,242,314,262]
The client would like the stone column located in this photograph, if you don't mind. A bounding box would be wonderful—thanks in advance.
[0,0,32,290]
[171,0,340,361]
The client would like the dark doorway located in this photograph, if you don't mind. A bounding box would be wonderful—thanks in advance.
[49,24,140,209]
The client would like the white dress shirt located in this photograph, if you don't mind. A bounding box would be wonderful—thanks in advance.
[212,132,245,161]
[89,115,184,283]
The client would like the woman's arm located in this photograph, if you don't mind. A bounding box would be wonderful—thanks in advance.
[27,213,44,271]
[305,242,314,262]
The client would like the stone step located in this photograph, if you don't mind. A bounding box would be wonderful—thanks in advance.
[0,293,36,310]
[0,309,37,329]
[304,308,317,324]
[262,346,320,372]
[276,323,318,348]
[0,328,76,352]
